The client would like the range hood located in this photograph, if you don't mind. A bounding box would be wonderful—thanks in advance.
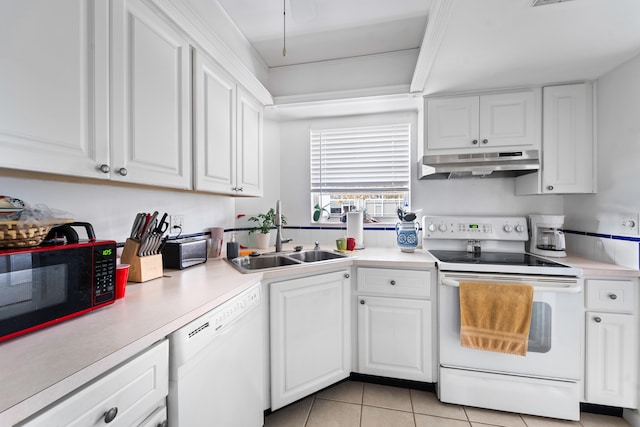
[419,150,540,179]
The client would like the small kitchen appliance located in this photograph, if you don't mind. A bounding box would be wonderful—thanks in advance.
[162,236,208,270]
[527,214,566,257]
[0,226,117,343]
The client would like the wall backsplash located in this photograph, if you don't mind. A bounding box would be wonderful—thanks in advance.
[0,175,235,245]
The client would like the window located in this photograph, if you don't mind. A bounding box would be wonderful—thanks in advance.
[310,123,411,222]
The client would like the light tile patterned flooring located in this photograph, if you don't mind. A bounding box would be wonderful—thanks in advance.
[264,380,631,427]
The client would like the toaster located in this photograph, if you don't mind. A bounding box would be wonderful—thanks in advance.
[162,236,208,269]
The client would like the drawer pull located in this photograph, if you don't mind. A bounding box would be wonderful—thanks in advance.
[609,293,618,300]
[103,407,118,423]
[594,317,602,323]
[390,280,396,286]
[344,273,350,279]
[360,300,365,305]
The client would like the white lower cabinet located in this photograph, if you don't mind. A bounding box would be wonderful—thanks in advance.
[358,296,432,381]
[270,270,351,411]
[356,267,436,382]
[584,278,638,408]
[21,340,169,427]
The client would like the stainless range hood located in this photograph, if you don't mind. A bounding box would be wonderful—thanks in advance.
[419,150,540,179]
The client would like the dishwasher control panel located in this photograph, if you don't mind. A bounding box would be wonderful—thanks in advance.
[169,283,261,366]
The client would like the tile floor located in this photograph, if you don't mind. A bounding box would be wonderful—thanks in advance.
[264,380,631,427]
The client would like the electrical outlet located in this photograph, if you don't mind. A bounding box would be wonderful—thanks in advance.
[621,213,639,235]
[169,215,184,235]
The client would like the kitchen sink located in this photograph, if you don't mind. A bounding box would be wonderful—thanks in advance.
[287,250,346,263]
[228,250,348,273]
[231,255,302,271]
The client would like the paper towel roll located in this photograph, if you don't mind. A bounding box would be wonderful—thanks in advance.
[346,212,364,249]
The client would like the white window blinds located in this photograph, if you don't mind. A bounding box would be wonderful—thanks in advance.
[310,124,411,192]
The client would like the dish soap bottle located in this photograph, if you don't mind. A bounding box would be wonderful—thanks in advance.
[226,232,239,259]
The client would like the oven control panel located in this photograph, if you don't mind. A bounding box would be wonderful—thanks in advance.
[422,216,528,241]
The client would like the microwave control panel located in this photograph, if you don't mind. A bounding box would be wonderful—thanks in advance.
[94,243,116,304]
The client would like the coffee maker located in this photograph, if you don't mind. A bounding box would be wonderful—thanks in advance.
[527,214,567,257]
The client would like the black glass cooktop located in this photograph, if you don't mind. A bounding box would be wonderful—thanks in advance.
[429,250,570,268]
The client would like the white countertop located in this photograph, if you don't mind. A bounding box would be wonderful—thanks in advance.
[0,246,635,425]
[0,247,433,425]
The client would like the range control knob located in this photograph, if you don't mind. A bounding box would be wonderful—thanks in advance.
[438,224,448,232]
[503,224,513,233]
[427,223,437,232]
[515,224,525,233]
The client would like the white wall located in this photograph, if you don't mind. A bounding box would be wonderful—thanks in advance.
[274,110,563,249]
[564,52,640,269]
[0,175,234,248]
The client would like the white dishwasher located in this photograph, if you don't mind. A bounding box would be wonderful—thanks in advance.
[168,283,264,427]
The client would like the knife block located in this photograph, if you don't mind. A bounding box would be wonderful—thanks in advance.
[120,238,163,283]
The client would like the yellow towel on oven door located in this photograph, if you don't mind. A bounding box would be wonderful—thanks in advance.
[459,281,534,356]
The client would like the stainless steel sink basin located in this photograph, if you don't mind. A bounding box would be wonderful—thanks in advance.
[228,250,348,273]
[287,250,346,263]
[231,255,301,271]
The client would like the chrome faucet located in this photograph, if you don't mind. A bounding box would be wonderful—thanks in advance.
[275,200,292,252]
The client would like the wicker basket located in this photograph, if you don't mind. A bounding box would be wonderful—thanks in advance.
[0,219,72,248]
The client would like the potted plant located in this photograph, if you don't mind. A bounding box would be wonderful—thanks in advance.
[248,208,286,249]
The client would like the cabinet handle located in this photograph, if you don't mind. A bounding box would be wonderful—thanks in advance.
[360,300,365,305]
[99,164,110,174]
[482,139,488,144]
[390,280,396,286]
[103,407,118,423]
[547,185,554,191]
[117,167,128,176]
[609,293,618,300]
[237,187,244,192]
[594,316,602,323]
[344,273,350,279]
[472,139,478,145]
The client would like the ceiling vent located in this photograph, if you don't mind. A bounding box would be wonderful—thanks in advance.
[531,0,575,6]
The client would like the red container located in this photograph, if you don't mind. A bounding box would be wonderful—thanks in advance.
[346,237,356,251]
[115,264,130,299]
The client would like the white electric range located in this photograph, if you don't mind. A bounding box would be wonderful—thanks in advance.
[423,215,584,421]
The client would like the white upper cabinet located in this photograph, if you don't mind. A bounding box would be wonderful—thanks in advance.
[516,83,595,195]
[236,87,263,196]
[193,50,263,196]
[110,0,191,189]
[0,0,110,178]
[426,89,540,153]
[193,51,236,194]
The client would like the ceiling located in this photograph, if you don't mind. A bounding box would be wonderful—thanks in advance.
[216,0,640,98]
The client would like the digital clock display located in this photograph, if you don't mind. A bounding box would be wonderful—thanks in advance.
[469,224,479,229]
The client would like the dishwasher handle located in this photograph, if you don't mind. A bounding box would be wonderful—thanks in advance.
[441,277,582,294]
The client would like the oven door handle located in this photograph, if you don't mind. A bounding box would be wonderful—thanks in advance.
[441,277,582,294]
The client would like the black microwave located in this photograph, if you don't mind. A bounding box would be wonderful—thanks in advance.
[0,240,117,343]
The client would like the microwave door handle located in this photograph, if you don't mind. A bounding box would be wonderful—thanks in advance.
[441,277,582,294]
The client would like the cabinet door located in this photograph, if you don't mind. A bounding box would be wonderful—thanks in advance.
[426,96,479,150]
[111,0,191,189]
[541,84,594,194]
[479,90,539,148]
[358,296,432,382]
[193,50,237,194]
[585,312,637,408]
[23,340,168,427]
[236,88,263,196]
[270,271,351,410]
[0,0,109,178]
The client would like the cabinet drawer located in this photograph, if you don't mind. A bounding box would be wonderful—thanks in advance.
[586,279,636,313]
[357,268,431,298]
[23,340,169,427]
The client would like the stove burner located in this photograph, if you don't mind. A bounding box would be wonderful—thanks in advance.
[429,250,570,268]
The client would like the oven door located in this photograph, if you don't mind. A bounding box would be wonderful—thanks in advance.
[439,271,582,381]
